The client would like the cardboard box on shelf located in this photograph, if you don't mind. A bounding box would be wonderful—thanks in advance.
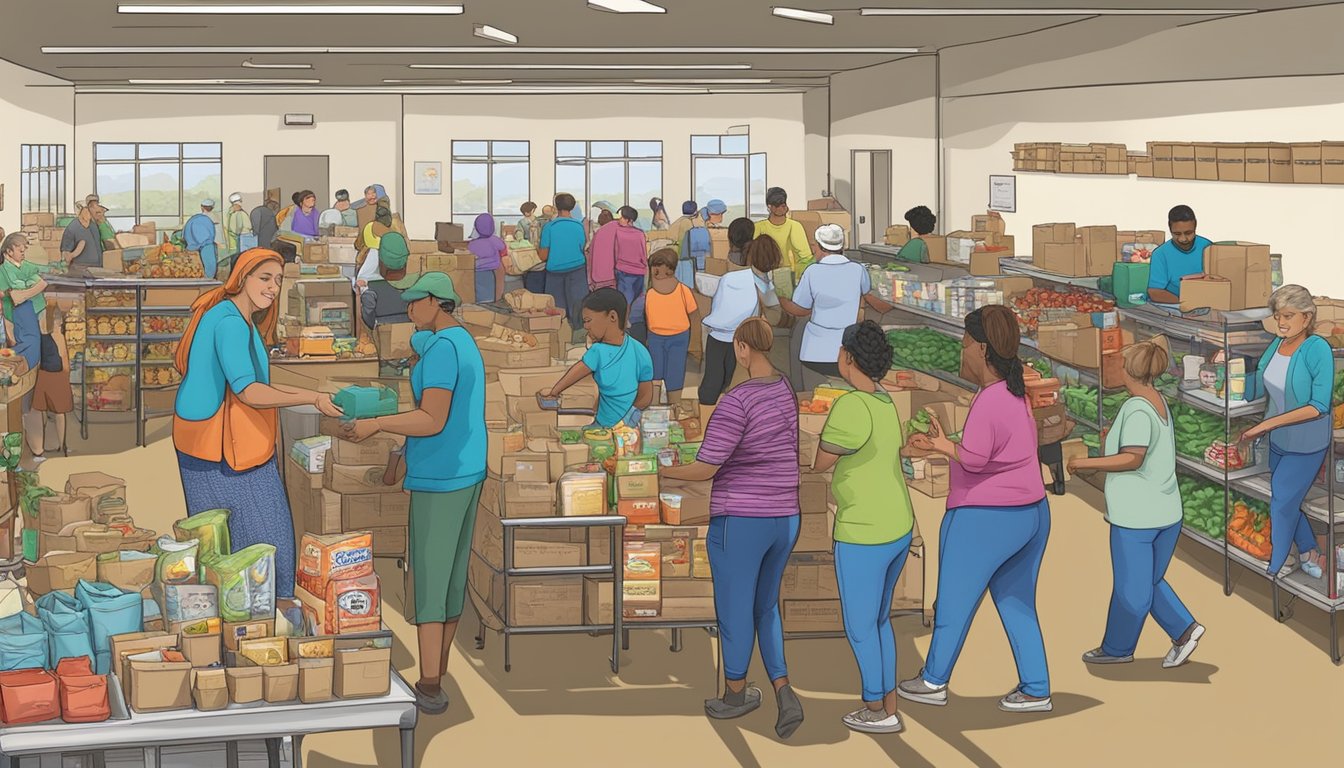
[1179,276,1234,312]
[1205,241,1272,310]
[328,434,404,467]
[38,494,92,534]
[1149,142,1174,178]
[908,458,950,498]
[1171,143,1197,180]
[96,553,157,593]
[622,579,661,619]
[323,462,391,495]
[794,507,835,553]
[508,577,583,627]
[192,668,228,712]
[1291,142,1323,184]
[884,225,912,246]
[180,633,222,669]
[1077,226,1118,275]
[969,250,1004,277]
[127,654,192,713]
[1194,144,1219,181]
[1039,242,1088,277]
[299,658,334,704]
[1031,223,1075,263]
[583,577,613,625]
[1216,144,1247,182]
[375,323,415,361]
[64,472,127,523]
[781,553,840,600]
[263,663,299,703]
[1322,142,1344,185]
[782,599,844,633]
[226,666,263,705]
[658,478,710,525]
[494,480,557,519]
[340,492,410,531]
[371,526,407,557]
[27,551,97,595]
[333,646,391,699]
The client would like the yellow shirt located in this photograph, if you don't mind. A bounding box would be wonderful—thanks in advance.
[755,218,812,277]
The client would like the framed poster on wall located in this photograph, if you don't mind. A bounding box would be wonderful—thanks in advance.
[414,162,442,195]
[989,175,1016,213]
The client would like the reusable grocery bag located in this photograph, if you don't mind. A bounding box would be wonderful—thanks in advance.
[0,668,60,724]
[154,536,199,585]
[35,591,94,671]
[174,509,232,563]
[55,657,110,724]
[203,544,276,623]
[0,612,49,671]
[76,580,143,675]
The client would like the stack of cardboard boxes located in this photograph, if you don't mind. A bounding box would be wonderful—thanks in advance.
[1180,242,1273,313]
[1015,140,1344,185]
[1031,223,1119,278]
[19,212,65,264]
[285,427,408,559]
[26,473,157,597]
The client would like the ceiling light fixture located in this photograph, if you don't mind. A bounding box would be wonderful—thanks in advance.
[119,3,463,14]
[772,7,834,24]
[473,24,518,45]
[634,78,774,84]
[128,78,320,84]
[458,79,513,84]
[44,45,918,54]
[859,7,1250,15]
[241,59,312,69]
[410,63,751,70]
[587,0,666,13]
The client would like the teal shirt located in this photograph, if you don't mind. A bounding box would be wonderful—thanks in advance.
[405,326,487,493]
[175,302,269,421]
[539,217,587,273]
[1103,396,1182,530]
[1247,334,1333,454]
[1146,236,1212,297]
[582,335,654,428]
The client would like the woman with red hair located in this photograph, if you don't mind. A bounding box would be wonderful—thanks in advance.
[172,248,342,599]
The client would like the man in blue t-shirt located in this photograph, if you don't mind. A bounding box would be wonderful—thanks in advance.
[539,193,588,333]
[1148,204,1213,305]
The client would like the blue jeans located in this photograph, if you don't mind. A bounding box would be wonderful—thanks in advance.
[836,535,912,702]
[1267,447,1324,574]
[545,266,589,331]
[475,269,498,305]
[925,499,1051,698]
[647,330,691,392]
[707,514,800,682]
[616,271,645,310]
[675,259,695,290]
[1101,523,1195,657]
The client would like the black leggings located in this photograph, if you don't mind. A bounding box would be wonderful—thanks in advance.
[697,336,738,406]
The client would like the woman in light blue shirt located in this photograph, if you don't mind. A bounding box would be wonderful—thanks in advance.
[1243,284,1331,580]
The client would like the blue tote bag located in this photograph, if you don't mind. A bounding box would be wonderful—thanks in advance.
[36,591,95,670]
[76,580,143,675]
[0,612,48,671]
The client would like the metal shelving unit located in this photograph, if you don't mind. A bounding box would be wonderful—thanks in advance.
[49,275,217,447]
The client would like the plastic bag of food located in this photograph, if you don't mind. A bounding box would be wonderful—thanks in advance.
[154,536,199,585]
[173,510,231,562]
[203,544,276,623]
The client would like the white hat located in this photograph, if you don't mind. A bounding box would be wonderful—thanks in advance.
[229,192,243,204]
[201,198,216,208]
[815,223,846,252]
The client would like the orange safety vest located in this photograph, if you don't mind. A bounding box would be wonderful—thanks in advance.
[172,324,277,471]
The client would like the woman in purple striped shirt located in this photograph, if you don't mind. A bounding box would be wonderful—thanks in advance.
[658,317,805,739]
[898,305,1054,714]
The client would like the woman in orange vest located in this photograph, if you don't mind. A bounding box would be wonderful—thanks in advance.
[173,248,343,599]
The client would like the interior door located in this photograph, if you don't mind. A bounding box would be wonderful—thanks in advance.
[872,151,892,241]
[264,155,330,210]
[852,151,874,245]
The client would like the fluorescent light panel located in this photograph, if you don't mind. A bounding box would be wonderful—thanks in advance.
[772,7,834,24]
[44,45,919,54]
[411,63,751,70]
[473,24,518,45]
[860,7,1250,15]
[119,3,463,14]
[241,59,311,69]
[129,78,319,84]
[587,0,665,12]
[634,78,774,84]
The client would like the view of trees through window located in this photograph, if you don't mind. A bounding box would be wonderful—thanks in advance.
[21,144,66,214]
[94,143,222,231]
[450,141,530,228]
[555,141,662,230]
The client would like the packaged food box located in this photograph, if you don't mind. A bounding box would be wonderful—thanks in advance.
[226,666,263,704]
[333,646,391,699]
[155,536,199,585]
[558,472,607,517]
[202,544,276,624]
[152,583,219,626]
[192,668,228,711]
[297,532,374,599]
[325,572,382,636]
[222,619,273,652]
[263,663,299,703]
[622,542,661,582]
[174,509,232,562]
[333,385,399,419]
[238,636,290,667]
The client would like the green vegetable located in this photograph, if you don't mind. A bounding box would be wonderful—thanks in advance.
[886,329,961,375]
[905,409,933,435]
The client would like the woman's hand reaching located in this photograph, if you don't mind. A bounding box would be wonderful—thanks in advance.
[314,392,344,419]
[923,409,958,458]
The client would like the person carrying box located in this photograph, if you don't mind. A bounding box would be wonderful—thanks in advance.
[540,288,654,429]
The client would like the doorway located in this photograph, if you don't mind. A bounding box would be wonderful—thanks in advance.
[264,155,330,209]
[849,150,892,246]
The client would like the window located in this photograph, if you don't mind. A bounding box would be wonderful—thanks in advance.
[451,141,530,228]
[555,141,663,229]
[691,133,767,220]
[20,145,66,215]
[94,143,222,231]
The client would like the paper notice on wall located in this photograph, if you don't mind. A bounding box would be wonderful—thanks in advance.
[989,175,1016,213]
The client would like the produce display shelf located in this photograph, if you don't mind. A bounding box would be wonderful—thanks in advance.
[1228,473,1339,526]
[141,360,176,367]
[1118,303,1271,341]
[1174,455,1267,485]
[887,303,965,335]
[1018,335,1103,380]
[1176,388,1266,420]
[80,361,137,369]
[920,367,979,393]
[1183,524,1343,610]
[998,259,1102,290]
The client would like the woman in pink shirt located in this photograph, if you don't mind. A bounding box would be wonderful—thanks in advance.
[898,305,1053,714]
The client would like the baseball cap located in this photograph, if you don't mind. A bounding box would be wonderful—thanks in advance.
[400,271,460,303]
[705,199,728,216]
[378,232,410,270]
[84,194,108,212]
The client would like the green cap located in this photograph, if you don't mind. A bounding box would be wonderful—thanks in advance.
[400,271,460,303]
[378,232,410,270]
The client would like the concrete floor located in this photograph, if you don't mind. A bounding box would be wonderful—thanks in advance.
[30,412,1340,767]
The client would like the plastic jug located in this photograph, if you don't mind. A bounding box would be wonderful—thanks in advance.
[1111,262,1150,308]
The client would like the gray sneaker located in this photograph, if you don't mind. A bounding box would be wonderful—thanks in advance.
[1082,648,1133,665]
[413,682,450,715]
[896,673,948,707]
[1163,623,1205,669]
[705,686,762,720]
[999,688,1052,713]
[842,706,904,734]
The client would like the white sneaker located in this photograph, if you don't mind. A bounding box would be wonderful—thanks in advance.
[842,707,904,734]
[1163,623,1205,669]
[999,688,1052,713]
[896,673,948,707]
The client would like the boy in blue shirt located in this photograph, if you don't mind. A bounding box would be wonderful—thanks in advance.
[541,287,654,428]
[539,192,588,335]
[1148,204,1213,305]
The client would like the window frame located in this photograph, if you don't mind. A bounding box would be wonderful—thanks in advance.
[450,140,531,225]
[20,144,67,215]
[92,142,223,230]
[689,133,767,218]
[553,140,664,219]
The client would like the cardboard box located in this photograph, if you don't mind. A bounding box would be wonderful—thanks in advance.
[908,458,951,498]
[1150,142,1174,178]
[192,669,229,711]
[1039,242,1088,277]
[508,577,583,627]
[1171,143,1197,180]
[1322,142,1344,185]
[884,225,912,246]
[64,472,127,523]
[1292,142,1323,184]
[375,323,415,361]
[340,492,410,531]
[1205,241,1272,309]
[96,554,157,593]
[435,222,466,243]
[1217,144,1246,182]
[323,462,390,495]
[1268,143,1294,183]
[128,655,192,713]
[478,342,551,372]
[782,599,844,633]
[180,633,222,669]
[1032,223,1075,263]
[302,242,329,263]
[1077,226,1118,275]
[583,577,613,625]
[500,451,565,484]
[263,663,300,703]
[226,666,263,704]
[1194,144,1219,181]
[303,489,344,536]
[334,646,392,699]
[222,619,273,652]
[1179,276,1234,312]
[615,473,659,500]
[658,479,710,525]
[969,250,1004,276]
[781,553,841,600]
[371,526,407,557]
[794,508,835,553]
[921,235,946,264]
[27,552,97,595]
[39,494,92,534]
[22,212,55,227]
[498,481,556,519]
[299,658,335,703]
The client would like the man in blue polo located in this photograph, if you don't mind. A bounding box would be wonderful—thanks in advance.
[1147,204,1213,305]
[539,192,588,333]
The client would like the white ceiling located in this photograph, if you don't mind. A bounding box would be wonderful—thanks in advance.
[1,1,1333,92]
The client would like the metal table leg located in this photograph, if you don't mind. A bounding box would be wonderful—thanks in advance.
[670,627,682,653]
[292,735,304,768]
[225,741,239,768]
[266,738,281,768]
[400,727,415,768]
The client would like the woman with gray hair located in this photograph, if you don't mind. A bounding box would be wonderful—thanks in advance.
[1242,284,1331,580]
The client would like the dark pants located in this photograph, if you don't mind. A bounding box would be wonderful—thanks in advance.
[523,269,547,295]
[546,267,588,331]
[697,336,737,406]
[648,330,691,392]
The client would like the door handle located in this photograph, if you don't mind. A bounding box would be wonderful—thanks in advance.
[859,216,866,224]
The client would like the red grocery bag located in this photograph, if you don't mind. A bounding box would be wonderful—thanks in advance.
[58,674,110,723]
[56,657,94,678]
[0,669,60,725]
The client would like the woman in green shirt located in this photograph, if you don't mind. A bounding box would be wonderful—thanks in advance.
[1068,338,1203,668]
[813,320,917,735]
[895,205,936,264]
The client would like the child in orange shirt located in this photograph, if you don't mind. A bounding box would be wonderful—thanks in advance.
[642,248,698,405]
